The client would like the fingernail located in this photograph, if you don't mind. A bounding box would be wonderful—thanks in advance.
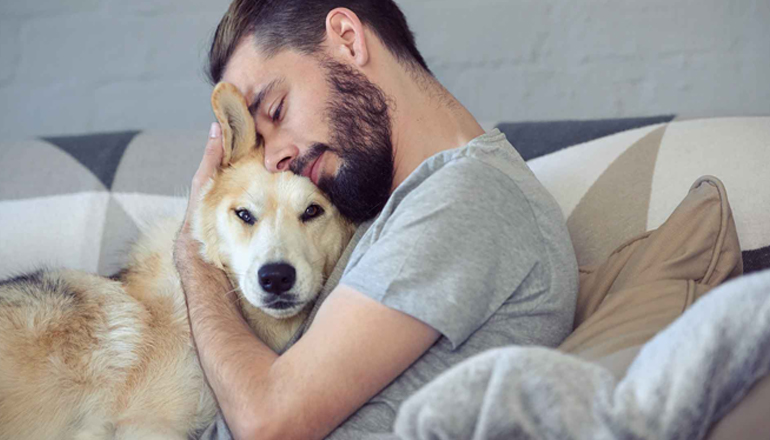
[209,122,221,139]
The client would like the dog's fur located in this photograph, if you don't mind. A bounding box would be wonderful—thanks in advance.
[0,83,354,439]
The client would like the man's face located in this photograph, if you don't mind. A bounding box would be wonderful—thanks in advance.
[222,39,394,223]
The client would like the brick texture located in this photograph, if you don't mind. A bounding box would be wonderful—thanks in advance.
[94,80,214,132]
[0,0,768,140]
[19,16,149,84]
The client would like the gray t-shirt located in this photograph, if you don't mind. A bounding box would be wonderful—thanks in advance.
[199,129,578,439]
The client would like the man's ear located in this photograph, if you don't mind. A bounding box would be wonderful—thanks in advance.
[325,7,369,67]
[211,82,261,167]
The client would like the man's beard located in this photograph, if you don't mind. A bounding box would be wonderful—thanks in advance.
[289,58,394,224]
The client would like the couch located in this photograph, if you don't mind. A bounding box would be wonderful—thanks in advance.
[498,115,770,438]
[1,115,768,437]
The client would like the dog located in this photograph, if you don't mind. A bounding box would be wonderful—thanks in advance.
[0,83,354,439]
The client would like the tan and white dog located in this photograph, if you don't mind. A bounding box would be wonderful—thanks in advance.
[0,83,354,439]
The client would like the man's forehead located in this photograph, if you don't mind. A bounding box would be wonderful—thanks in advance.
[221,42,310,107]
[221,40,270,101]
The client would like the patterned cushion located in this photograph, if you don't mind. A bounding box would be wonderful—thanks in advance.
[0,130,204,278]
[1,117,768,279]
[496,115,676,161]
[510,117,770,274]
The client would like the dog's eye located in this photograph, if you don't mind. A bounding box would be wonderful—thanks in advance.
[235,209,256,225]
[301,204,324,222]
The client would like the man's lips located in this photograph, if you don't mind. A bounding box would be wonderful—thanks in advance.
[303,151,325,186]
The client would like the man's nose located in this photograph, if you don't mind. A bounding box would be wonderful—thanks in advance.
[263,140,299,173]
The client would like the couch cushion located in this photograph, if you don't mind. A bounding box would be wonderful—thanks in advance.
[525,117,770,274]
[558,176,743,361]
[0,131,201,278]
[496,115,675,161]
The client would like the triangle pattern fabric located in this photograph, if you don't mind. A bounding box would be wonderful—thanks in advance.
[44,131,140,190]
[0,192,110,278]
[567,125,667,266]
[497,115,675,161]
[0,139,106,200]
[111,130,207,196]
[98,196,142,277]
[528,123,666,220]
[111,193,187,231]
[646,117,770,250]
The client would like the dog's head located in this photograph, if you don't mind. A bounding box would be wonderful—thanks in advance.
[191,82,354,319]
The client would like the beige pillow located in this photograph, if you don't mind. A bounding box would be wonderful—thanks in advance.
[558,176,743,361]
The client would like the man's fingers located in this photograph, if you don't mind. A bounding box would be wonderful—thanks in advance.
[192,122,224,194]
[182,123,224,231]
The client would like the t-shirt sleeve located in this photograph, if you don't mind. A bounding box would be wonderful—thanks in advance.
[339,158,547,349]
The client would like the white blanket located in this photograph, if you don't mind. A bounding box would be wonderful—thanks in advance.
[384,269,770,440]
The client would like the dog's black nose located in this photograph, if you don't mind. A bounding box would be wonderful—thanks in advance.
[258,263,296,294]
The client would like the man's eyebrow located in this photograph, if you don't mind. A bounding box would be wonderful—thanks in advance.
[248,78,285,117]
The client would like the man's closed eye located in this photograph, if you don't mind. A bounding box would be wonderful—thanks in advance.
[272,98,285,123]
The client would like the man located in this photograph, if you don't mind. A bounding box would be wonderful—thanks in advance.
[173,1,579,439]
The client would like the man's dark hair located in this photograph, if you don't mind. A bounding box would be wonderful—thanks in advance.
[207,0,431,84]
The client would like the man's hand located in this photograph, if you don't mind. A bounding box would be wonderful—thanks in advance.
[173,120,238,323]
[173,121,234,319]
[178,122,224,239]
[173,122,230,301]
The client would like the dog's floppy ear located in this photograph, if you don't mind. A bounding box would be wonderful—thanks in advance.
[211,82,261,166]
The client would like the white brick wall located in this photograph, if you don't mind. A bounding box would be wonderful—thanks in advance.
[0,0,768,140]
[404,0,770,123]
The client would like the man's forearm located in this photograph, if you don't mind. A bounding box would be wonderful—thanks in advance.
[175,238,279,438]
[174,235,444,440]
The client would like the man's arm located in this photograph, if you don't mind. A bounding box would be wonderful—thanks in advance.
[178,238,440,439]
[175,126,440,440]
